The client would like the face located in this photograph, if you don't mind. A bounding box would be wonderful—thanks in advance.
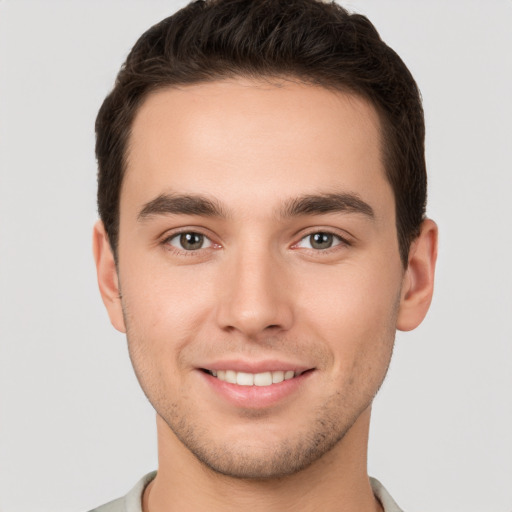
[103,79,410,478]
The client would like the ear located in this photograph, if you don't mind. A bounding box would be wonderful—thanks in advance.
[397,219,438,331]
[92,220,126,333]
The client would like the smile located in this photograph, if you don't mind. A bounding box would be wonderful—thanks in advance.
[205,369,304,386]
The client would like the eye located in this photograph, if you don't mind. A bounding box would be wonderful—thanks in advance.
[167,232,213,251]
[296,232,345,250]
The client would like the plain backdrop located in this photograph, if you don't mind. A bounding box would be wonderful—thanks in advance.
[0,1,511,511]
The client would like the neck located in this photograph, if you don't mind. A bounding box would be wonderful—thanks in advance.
[143,407,382,512]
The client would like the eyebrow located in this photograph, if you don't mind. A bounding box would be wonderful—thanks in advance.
[279,193,375,220]
[137,191,375,222]
[138,193,228,220]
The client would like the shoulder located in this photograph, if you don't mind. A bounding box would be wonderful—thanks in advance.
[87,471,157,512]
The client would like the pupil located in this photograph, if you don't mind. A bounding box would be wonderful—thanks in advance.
[180,232,203,250]
[311,232,332,249]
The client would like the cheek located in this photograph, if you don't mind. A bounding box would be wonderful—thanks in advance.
[299,257,400,314]
[117,257,220,374]
[294,258,402,360]
[119,267,208,404]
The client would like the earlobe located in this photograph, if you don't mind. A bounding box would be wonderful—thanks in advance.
[396,219,438,332]
[92,220,126,333]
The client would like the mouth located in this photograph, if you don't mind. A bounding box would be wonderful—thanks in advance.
[201,369,310,387]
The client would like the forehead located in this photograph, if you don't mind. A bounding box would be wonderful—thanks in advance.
[123,78,392,219]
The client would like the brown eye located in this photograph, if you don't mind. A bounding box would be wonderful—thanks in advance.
[168,232,211,251]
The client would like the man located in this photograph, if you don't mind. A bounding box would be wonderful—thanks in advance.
[91,0,437,510]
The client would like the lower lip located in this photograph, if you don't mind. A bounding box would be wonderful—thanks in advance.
[199,370,313,409]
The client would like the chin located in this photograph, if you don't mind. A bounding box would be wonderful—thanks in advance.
[160,401,362,481]
[187,439,338,480]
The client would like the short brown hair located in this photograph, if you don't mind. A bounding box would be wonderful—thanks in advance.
[96,0,426,266]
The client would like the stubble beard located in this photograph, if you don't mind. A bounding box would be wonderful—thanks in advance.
[157,389,372,480]
[123,302,398,481]
[127,338,394,481]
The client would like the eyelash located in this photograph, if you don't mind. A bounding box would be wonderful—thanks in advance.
[293,230,351,252]
[162,230,218,255]
[161,228,351,256]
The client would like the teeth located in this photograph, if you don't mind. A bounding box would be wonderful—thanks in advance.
[210,369,298,386]
[254,372,272,386]
[236,371,254,386]
[225,370,237,384]
[272,371,284,384]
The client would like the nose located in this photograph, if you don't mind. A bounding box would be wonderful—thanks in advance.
[215,247,294,339]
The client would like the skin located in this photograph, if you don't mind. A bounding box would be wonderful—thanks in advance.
[94,78,437,512]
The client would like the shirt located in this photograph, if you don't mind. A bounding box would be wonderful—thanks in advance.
[88,471,404,512]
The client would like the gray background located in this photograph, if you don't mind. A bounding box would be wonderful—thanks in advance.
[0,1,511,511]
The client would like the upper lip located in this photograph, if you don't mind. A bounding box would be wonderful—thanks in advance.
[198,359,314,374]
